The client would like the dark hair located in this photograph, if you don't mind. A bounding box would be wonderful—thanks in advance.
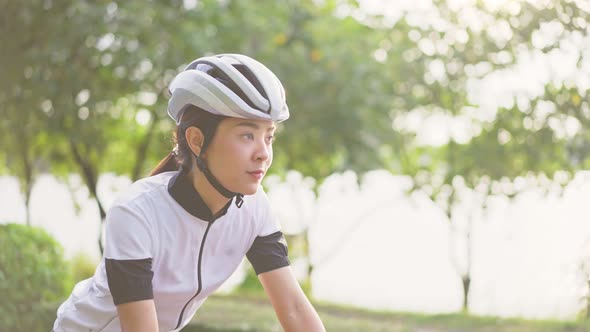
[150,105,225,176]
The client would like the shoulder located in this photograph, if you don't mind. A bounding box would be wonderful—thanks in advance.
[241,185,272,214]
[105,171,177,228]
[104,173,177,246]
[111,171,176,210]
[228,185,274,225]
[239,185,282,235]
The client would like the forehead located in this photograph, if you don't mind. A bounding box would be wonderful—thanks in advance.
[222,117,276,131]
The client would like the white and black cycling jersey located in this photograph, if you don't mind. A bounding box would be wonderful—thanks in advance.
[53,169,289,332]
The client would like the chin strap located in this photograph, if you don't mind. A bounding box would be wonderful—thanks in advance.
[194,153,244,208]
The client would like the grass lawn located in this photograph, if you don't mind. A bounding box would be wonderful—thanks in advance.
[183,293,590,332]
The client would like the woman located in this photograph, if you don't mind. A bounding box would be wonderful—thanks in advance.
[53,54,325,332]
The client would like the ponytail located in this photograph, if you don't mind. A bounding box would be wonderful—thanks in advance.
[149,152,179,176]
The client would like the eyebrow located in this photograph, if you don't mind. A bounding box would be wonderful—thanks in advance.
[234,122,276,132]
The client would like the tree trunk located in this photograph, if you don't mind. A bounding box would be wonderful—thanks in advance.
[19,134,33,226]
[447,186,473,313]
[131,110,159,181]
[462,275,471,312]
[24,183,32,226]
[69,139,107,254]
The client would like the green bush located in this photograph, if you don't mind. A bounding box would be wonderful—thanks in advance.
[69,252,98,284]
[0,223,72,332]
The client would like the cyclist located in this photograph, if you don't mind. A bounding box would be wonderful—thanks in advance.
[53,53,325,332]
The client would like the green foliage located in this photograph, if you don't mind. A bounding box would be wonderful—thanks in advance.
[69,252,98,285]
[3,0,588,188]
[0,0,401,185]
[0,223,72,332]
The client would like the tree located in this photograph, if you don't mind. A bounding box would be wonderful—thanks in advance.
[2,0,402,210]
[373,0,590,312]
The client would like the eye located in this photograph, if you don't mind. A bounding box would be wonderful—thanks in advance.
[242,133,254,140]
[266,135,275,144]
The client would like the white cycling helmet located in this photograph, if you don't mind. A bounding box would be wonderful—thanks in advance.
[167,53,290,124]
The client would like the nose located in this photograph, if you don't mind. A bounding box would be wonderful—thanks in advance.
[254,139,271,162]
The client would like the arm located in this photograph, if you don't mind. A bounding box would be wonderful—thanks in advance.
[259,266,325,332]
[104,205,157,332]
[116,299,159,332]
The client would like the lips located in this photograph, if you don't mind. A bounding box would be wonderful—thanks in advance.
[247,169,265,180]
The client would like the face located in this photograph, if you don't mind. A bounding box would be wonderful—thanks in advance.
[202,117,276,195]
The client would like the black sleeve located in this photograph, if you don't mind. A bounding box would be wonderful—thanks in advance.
[105,258,154,305]
[246,231,290,275]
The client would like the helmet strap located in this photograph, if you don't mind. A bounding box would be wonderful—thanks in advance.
[194,153,244,208]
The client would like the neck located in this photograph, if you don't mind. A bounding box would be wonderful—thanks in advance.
[188,167,232,216]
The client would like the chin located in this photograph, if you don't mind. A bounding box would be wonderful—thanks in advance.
[240,184,259,196]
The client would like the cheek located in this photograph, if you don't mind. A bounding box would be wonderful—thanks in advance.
[216,140,249,165]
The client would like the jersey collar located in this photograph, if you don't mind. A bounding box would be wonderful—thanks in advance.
[167,169,232,222]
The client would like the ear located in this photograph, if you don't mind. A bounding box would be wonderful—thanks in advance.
[185,126,205,156]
